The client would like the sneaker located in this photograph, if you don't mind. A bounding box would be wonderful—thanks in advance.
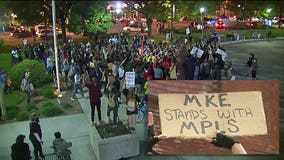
[70,97,75,101]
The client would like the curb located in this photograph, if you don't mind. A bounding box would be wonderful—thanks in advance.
[220,37,284,45]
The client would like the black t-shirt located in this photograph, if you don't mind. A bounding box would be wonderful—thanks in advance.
[29,121,42,139]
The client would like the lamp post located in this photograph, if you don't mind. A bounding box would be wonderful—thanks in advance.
[52,0,62,99]
[200,7,205,41]
[266,8,272,39]
[116,2,122,43]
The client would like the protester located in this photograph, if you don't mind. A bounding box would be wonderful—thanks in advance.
[52,131,72,159]
[29,113,44,160]
[147,112,167,154]
[107,87,119,123]
[0,69,6,120]
[86,76,103,125]
[20,75,33,104]
[70,69,84,100]
[249,53,258,80]
[205,131,247,154]
[11,134,31,160]
[126,89,138,131]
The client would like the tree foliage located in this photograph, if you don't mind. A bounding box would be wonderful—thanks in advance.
[68,1,113,35]
[5,1,46,26]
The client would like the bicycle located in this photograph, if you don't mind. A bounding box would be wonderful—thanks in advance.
[136,99,147,123]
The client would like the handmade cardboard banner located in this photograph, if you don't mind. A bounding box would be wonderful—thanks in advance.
[158,91,267,138]
[125,72,135,89]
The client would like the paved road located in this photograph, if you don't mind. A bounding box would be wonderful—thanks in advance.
[0,39,283,160]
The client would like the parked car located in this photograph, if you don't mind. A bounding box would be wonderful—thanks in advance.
[10,30,33,38]
[38,29,53,38]
[215,20,225,29]
[123,23,148,32]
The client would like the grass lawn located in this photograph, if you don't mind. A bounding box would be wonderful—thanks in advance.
[0,52,12,72]
[4,91,25,107]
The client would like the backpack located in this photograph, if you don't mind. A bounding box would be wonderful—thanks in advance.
[108,95,116,108]
[201,63,210,78]
[127,98,136,110]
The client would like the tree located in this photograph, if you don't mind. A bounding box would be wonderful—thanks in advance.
[5,1,46,26]
[55,0,75,42]
[68,1,113,38]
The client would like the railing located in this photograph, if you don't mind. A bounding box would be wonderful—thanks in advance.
[218,32,266,43]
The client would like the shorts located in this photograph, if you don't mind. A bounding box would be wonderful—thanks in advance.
[127,108,138,115]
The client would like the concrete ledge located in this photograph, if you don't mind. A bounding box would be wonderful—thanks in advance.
[90,124,139,160]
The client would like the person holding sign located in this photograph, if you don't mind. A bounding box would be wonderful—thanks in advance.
[147,112,167,154]
[205,130,247,154]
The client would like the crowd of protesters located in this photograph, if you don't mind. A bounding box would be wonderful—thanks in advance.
[7,31,258,127]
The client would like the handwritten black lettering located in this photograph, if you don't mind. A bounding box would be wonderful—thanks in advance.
[164,109,173,121]
[215,121,220,130]
[245,107,253,117]
[184,95,201,107]
[217,110,230,119]
[177,110,186,120]
[206,95,218,107]
[180,121,199,134]
[218,93,230,107]
[201,121,212,134]
[199,110,208,119]
[227,119,239,133]
[234,108,244,118]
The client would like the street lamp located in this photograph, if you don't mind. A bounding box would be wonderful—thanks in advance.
[200,7,205,41]
[266,8,272,39]
[52,0,62,99]
[116,2,122,43]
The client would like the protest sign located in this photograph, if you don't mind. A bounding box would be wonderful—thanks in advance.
[190,47,198,56]
[197,49,204,58]
[216,48,228,61]
[125,72,135,89]
[158,91,267,138]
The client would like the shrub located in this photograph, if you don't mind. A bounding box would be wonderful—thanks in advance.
[16,111,29,121]
[37,85,56,99]
[41,102,63,117]
[62,102,73,109]
[6,105,20,119]
[0,39,4,47]
[4,91,25,106]
[26,103,38,113]
[8,59,53,90]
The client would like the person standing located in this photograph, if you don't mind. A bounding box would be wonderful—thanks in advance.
[29,113,44,160]
[169,60,177,80]
[0,69,6,120]
[20,75,32,104]
[11,134,31,160]
[107,87,119,123]
[70,69,84,100]
[250,55,258,80]
[86,77,103,125]
[126,89,138,131]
